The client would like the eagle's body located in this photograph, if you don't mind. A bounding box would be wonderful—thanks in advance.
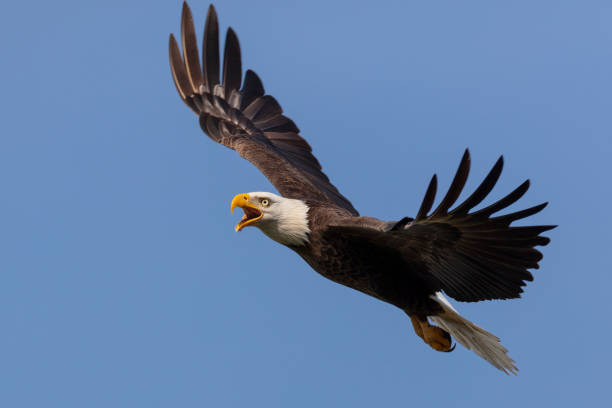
[289,208,435,313]
[169,3,555,375]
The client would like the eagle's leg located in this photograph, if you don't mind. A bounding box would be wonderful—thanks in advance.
[409,315,455,352]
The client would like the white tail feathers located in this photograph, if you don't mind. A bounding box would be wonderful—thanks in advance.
[429,292,518,375]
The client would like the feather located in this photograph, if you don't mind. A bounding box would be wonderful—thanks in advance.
[202,4,220,93]
[430,293,518,375]
[450,156,503,216]
[430,149,470,217]
[169,35,193,103]
[472,180,531,218]
[241,69,265,109]
[181,2,203,93]
[415,175,437,221]
[222,28,242,99]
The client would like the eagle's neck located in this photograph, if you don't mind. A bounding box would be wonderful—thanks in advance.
[258,198,310,246]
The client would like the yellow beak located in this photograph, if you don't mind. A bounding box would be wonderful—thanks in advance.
[230,193,263,231]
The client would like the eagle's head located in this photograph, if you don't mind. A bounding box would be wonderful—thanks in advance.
[230,192,310,246]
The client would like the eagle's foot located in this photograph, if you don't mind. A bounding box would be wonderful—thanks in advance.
[410,315,455,352]
[422,325,454,352]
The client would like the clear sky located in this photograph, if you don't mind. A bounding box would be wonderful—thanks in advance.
[1,0,610,406]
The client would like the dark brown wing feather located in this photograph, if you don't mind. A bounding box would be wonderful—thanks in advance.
[327,150,555,302]
[169,3,358,215]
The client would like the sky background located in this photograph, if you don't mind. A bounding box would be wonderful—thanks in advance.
[1,0,611,406]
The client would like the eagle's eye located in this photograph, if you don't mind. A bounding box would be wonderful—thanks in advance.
[261,199,270,207]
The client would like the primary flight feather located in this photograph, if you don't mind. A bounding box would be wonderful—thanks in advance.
[169,2,555,374]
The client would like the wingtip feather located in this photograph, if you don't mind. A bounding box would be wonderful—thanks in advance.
[203,2,220,92]
[415,174,438,221]
[222,27,242,98]
[431,150,471,217]
[181,1,203,92]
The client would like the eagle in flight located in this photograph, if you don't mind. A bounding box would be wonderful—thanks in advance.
[169,2,554,374]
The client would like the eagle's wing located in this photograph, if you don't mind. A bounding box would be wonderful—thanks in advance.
[326,150,555,302]
[169,4,358,215]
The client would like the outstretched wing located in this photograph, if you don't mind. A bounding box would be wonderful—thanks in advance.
[169,3,358,215]
[327,150,555,302]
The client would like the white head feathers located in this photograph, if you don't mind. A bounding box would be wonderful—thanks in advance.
[240,192,310,246]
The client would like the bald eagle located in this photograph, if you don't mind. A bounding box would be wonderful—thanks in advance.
[169,2,554,374]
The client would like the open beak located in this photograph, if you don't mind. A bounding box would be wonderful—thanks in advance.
[230,193,263,231]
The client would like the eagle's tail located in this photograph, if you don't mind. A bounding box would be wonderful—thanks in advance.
[429,292,518,375]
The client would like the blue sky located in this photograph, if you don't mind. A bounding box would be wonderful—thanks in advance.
[1,0,610,406]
